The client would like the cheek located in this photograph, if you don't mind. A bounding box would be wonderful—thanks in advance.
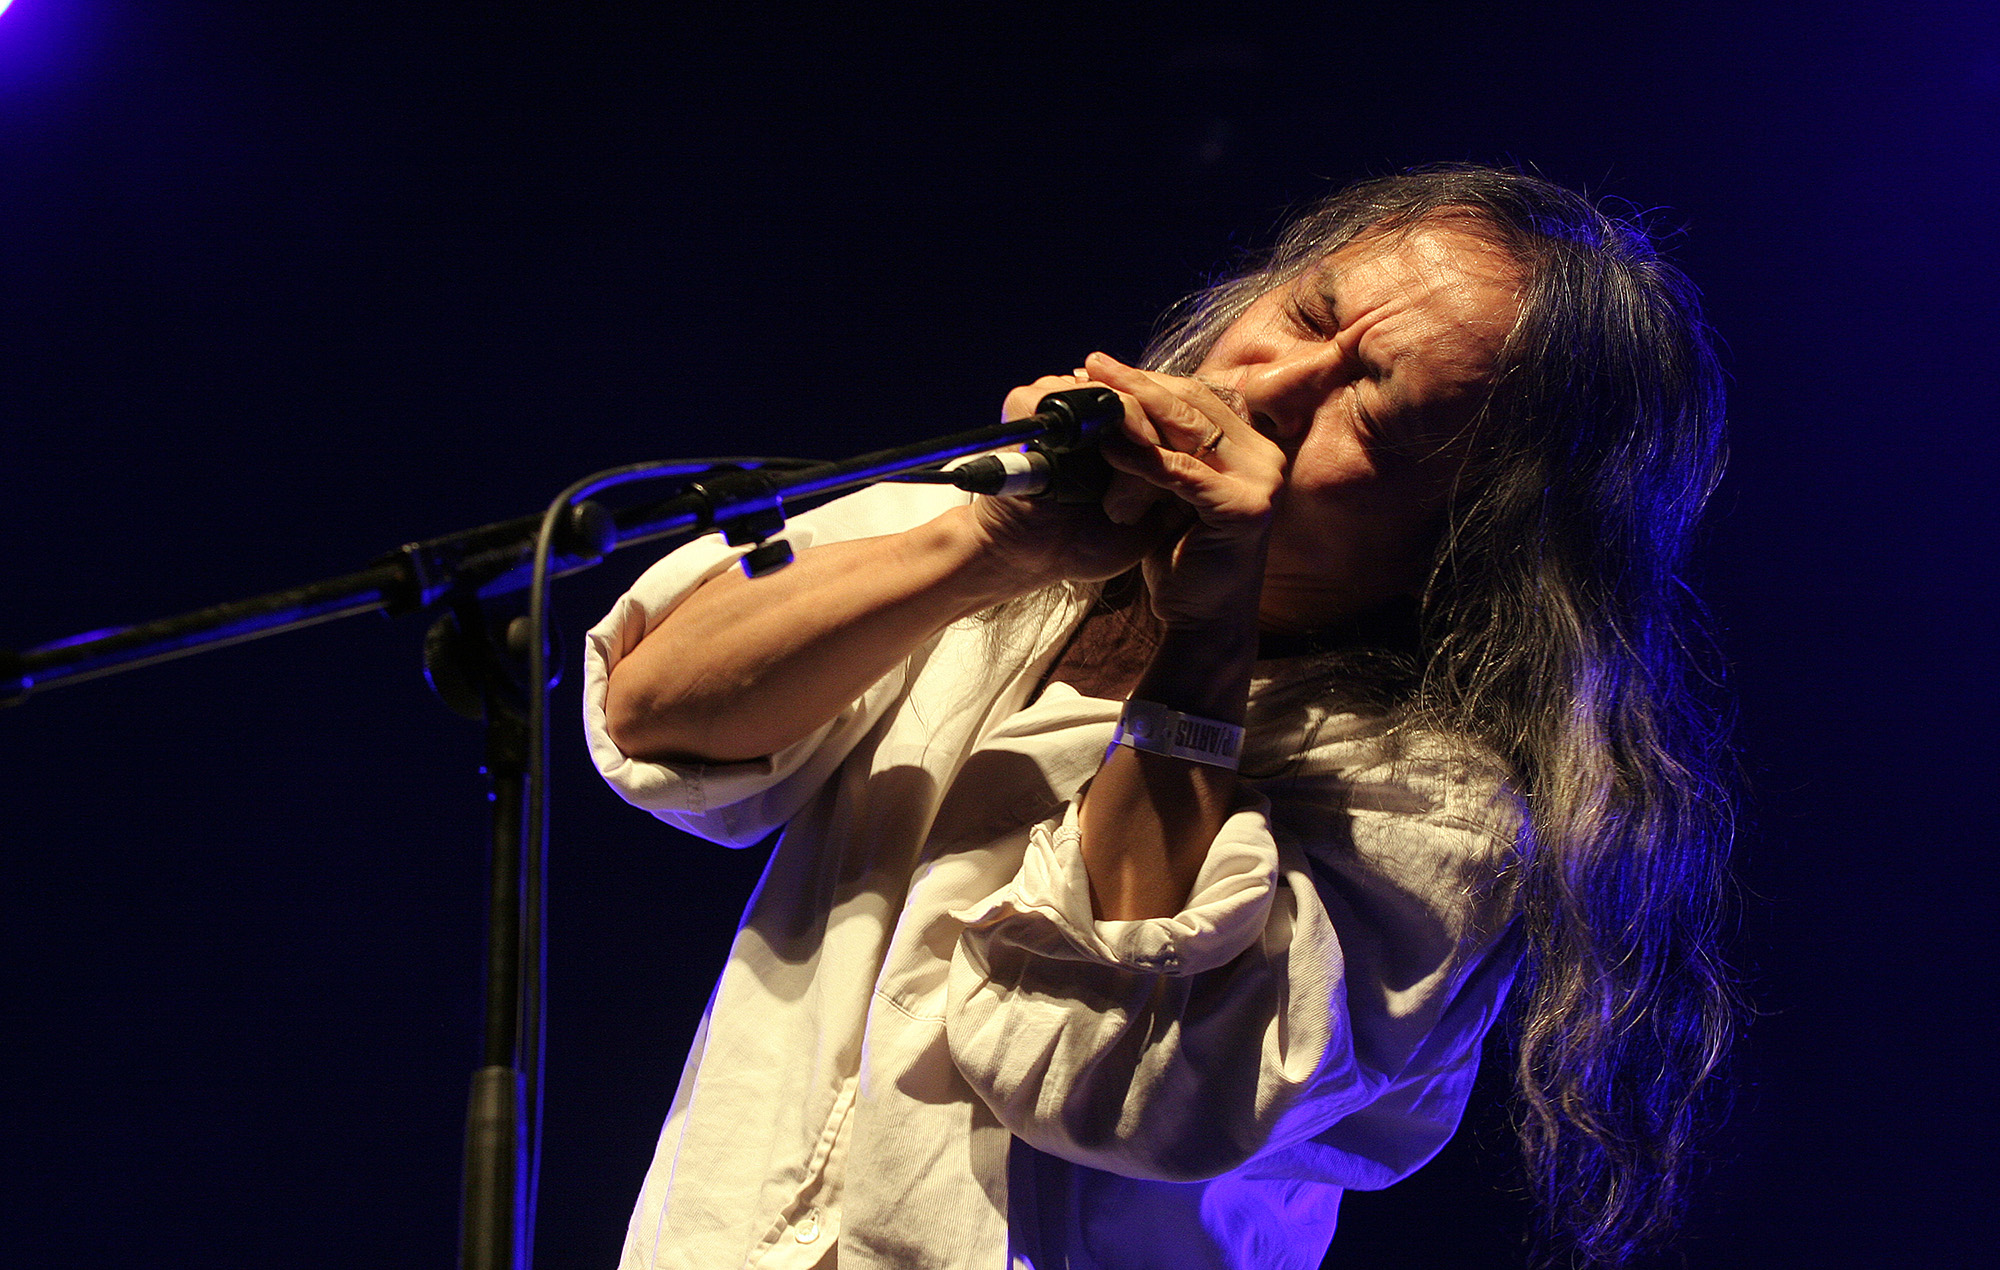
[1282,413,1378,496]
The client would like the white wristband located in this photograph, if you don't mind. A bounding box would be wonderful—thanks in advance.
[1110,698,1245,770]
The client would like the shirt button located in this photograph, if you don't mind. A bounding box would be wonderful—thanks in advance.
[795,1207,822,1243]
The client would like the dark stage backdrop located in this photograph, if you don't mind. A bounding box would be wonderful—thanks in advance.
[3,2,1995,1265]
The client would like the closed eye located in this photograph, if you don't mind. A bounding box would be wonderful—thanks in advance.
[1292,294,1385,381]
[1356,395,1386,437]
[1284,294,1337,338]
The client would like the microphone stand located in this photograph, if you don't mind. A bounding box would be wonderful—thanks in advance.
[0,389,1116,1270]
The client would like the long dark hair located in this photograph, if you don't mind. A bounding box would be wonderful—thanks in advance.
[1147,166,1738,1264]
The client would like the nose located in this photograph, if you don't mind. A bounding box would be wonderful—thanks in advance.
[1210,332,1357,446]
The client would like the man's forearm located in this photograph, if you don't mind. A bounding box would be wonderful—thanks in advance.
[604,506,1038,764]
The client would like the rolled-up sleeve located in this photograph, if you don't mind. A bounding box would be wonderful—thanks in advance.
[951,793,1278,977]
[944,754,1520,1188]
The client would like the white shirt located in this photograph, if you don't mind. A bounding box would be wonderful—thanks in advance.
[583,483,1523,1270]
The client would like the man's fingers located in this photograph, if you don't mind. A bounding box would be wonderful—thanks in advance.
[1084,351,1245,456]
[1001,373,1102,423]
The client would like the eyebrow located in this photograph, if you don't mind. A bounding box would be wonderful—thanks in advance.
[1301,266,1380,371]
[1301,272,1364,343]
[1306,258,1348,306]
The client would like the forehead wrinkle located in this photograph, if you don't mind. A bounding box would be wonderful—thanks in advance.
[1327,229,1519,382]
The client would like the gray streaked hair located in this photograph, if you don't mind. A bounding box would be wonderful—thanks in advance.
[1144,165,1737,1266]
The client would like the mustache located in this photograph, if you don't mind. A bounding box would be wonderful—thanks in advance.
[1190,376,1252,424]
[1189,376,1283,439]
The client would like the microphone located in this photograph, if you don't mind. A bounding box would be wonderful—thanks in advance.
[902,387,1120,503]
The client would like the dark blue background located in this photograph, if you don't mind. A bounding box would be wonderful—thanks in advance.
[3,2,1995,1264]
